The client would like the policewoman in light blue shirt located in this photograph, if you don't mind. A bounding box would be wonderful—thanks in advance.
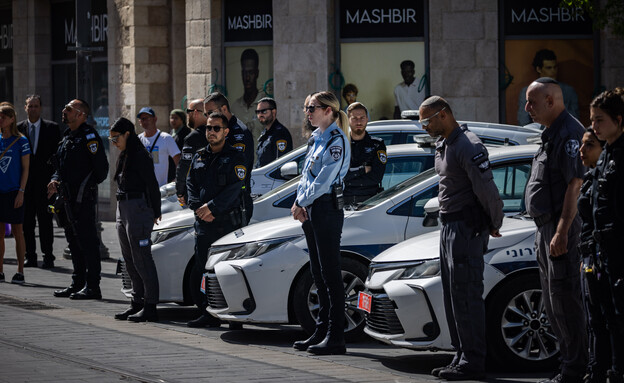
[291,91,351,355]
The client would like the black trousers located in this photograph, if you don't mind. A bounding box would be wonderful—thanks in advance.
[23,184,55,261]
[64,199,101,289]
[302,195,344,339]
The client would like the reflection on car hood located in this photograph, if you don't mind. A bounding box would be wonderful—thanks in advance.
[213,216,304,246]
[371,216,536,263]
[155,209,195,230]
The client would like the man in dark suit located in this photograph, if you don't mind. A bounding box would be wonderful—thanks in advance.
[18,94,61,269]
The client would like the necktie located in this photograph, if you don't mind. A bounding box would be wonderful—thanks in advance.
[29,124,36,154]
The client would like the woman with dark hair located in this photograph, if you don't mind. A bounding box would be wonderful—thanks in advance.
[291,91,350,355]
[109,117,161,322]
[586,88,624,382]
[0,103,30,284]
[578,127,608,383]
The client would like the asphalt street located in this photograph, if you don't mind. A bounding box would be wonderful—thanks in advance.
[0,221,551,383]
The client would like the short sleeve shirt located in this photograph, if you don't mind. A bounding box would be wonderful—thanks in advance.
[139,130,181,186]
[0,135,31,193]
[394,81,425,112]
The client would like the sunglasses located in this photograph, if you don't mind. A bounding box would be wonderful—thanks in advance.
[419,107,446,127]
[63,104,84,115]
[255,108,274,115]
[186,108,202,114]
[206,125,224,132]
[109,135,121,143]
[305,105,327,113]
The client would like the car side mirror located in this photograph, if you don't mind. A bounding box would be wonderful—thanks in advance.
[422,198,440,227]
[280,161,299,179]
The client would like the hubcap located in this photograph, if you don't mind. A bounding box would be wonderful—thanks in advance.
[307,270,366,333]
[500,288,559,362]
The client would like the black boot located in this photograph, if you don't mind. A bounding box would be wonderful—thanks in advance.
[293,329,326,351]
[608,370,623,383]
[128,303,159,322]
[114,301,143,320]
[187,313,221,328]
[307,333,346,355]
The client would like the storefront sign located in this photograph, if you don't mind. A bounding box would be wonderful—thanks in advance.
[0,11,12,63]
[224,0,272,42]
[504,0,592,36]
[340,0,425,39]
[51,0,108,61]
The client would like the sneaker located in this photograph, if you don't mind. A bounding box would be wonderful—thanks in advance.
[11,272,25,285]
[0,272,4,282]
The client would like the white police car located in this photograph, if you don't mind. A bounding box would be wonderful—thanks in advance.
[201,145,538,339]
[361,213,557,370]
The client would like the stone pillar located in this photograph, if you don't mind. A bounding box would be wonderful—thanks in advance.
[273,0,334,146]
[12,0,53,121]
[171,0,186,109]
[600,30,624,90]
[429,0,499,122]
[186,0,221,101]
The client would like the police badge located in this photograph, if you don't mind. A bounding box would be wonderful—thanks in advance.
[87,140,98,154]
[377,150,387,164]
[565,139,580,158]
[235,165,247,180]
[276,139,287,152]
[329,146,342,161]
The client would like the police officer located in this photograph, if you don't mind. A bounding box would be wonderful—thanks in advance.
[176,99,208,205]
[203,92,254,223]
[524,78,587,383]
[588,89,624,383]
[109,118,162,322]
[291,91,350,355]
[343,102,386,205]
[185,112,247,328]
[255,97,293,168]
[48,99,109,300]
[420,96,503,380]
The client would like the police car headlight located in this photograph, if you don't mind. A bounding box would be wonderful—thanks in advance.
[151,226,192,245]
[213,235,303,261]
[399,259,440,279]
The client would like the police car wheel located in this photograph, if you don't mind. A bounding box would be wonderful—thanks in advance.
[485,273,559,370]
[292,257,368,342]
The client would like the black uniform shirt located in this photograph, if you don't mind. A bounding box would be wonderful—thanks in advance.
[115,140,161,218]
[186,144,246,218]
[592,133,624,238]
[176,126,208,198]
[255,119,293,168]
[52,123,109,202]
[343,132,387,197]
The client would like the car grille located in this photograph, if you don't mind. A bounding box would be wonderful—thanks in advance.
[117,259,133,291]
[205,271,227,309]
[366,291,405,335]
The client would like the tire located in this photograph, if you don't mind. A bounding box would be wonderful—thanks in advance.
[292,257,368,341]
[486,273,559,370]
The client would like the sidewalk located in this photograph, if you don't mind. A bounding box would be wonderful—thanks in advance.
[0,222,547,383]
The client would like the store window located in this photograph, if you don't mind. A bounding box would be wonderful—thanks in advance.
[0,5,13,103]
[223,0,273,145]
[338,0,427,121]
[500,0,596,127]
[51,0,109,199]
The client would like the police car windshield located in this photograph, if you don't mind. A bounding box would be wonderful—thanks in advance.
[357,167,438,211]
[255,175,302,202]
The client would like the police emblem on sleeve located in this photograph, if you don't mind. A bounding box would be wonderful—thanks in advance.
[87,140,98,154]
[182,153,193,160]
[235,165,247,180]
[276,139,287,152]
[233,143,246,152]
[377,150,387,164]
[565,139,580,158]
[478,160,490,172]
[329,146,342,161]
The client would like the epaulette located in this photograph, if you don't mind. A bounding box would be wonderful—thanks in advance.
[330,129,341,136]
[371,136,384,143]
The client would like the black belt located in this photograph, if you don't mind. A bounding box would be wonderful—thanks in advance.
[439,211,463,224]
[116,192,145,201]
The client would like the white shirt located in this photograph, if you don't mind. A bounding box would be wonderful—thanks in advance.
[394,81,425,113]
[138,129,181,186]
[28,119,41,155]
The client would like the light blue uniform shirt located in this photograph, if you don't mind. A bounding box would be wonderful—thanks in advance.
[296,122,350,207]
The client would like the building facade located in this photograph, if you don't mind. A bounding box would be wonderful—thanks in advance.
[3,0,623,219]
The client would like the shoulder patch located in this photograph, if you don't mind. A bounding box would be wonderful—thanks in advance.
[472,152,485,162]
[330,129,340,136]
[329,146,343,161]
[234,134,244,141]
[182,152,193,161]
[276,139,287,152]
[235,165,247,180]
[565,139,580,158]
[87,140,98,154]
[232,143,246,152]
[377,150,387,164]
[86,133,96,139]
[477,160,491,172]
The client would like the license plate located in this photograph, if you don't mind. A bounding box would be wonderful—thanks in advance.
[357,291,372,313]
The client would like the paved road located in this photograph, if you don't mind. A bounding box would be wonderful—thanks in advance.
[0,222,550,383]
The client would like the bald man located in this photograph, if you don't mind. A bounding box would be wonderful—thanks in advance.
[524,78,587,383]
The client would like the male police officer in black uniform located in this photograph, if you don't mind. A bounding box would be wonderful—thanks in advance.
[176,98,208,205]
[49,99,109,300]
[524,78,587,383]
[420,96,503,380]
[185,112,247,328]
[343,102,386,205]
[255,97,293,168]
[204,92,254,223]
